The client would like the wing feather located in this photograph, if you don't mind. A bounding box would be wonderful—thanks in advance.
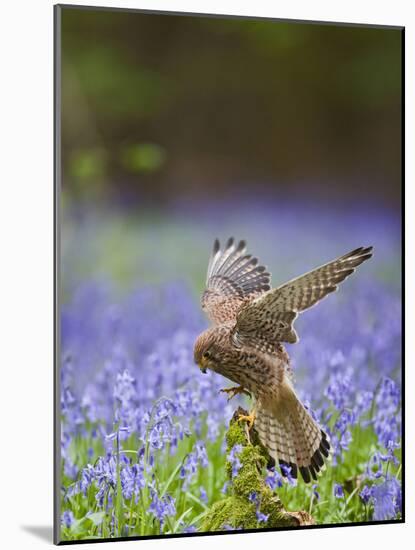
[201,238,271,325]
[234,246,373,349]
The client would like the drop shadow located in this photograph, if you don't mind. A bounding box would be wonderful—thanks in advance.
[21,525,53,543]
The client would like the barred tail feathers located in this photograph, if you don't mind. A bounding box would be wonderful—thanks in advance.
[255,386,330,483]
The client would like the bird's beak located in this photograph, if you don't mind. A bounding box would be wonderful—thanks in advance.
[199,357,207,374]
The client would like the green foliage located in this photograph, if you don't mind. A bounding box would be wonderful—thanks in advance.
[69,148,107,181]
[121,143,166,174]
[61,404,401,541]
[63,45,171,120]
[60,8,402,200]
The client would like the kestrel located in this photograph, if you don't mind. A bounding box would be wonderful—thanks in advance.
[194,238,373,482]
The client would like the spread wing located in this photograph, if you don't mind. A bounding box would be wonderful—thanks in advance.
[233,246,373,350]
[201,237,271,325]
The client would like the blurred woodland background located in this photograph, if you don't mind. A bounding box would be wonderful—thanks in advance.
[61,8,402,209]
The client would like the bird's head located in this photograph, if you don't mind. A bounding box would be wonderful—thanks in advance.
[193,328,220,374]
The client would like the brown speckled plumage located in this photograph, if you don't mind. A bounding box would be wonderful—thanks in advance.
[194,238,373,482]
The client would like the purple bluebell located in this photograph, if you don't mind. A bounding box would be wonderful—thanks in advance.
[199,486,208,503]
[222,524,242,531]
[256,510,269,523]
[265,468,283,491]
[280,463,297,486]
[359,485,373,505]
[148,491,176,528]
[334,484,344,499]
[221,481,229,494]
[60,199,402,529]
[227,444,243,478]
[61,510,74,528]
[372,477,401,521]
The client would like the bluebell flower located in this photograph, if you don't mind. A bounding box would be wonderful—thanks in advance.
[221,481,229,494]
[148,491,176,527]
[121,463,145,500]
[79,464,95,495]
[334,484,344,499]
[179,442,210,490]
[265,468,283,490]
[359,485,373,505]
[372,476,401,520]
[60,203,402,529]
[280,463,296,486]
[256,510,269,523]
[199,486,208,503]
[366,452,384,480]
[195,441,209,468]
[385,440,400,466]
[95,485,106,507]
[227,444,243,478]
[61,510,74,528]
[63,458,78,480]
[355,390,374,416]
[339,430,353,452]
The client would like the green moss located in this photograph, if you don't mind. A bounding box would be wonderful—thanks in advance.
[230,446,265,498]
[203,496,258,531]
[201,408,314,532]
[225,417,249,447]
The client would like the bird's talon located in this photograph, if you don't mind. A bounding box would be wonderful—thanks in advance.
[219,386,251,401]
[237,413,256,430]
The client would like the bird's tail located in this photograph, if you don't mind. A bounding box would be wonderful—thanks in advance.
[255,381,331,483]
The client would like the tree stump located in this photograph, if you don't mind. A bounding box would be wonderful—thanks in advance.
[202,407,314,531]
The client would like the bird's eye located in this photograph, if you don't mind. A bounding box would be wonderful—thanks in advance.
[203,351,211,359]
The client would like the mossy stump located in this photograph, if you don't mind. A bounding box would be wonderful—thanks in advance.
[202,407,314,532]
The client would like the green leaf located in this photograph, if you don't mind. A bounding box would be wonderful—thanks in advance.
[184,491,209,510]
[172,507,193,533]
[85,511,105,526]
[160,457,187,498]
[187,508,211,526]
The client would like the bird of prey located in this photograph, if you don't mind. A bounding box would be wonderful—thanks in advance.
[194,238,373,483]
